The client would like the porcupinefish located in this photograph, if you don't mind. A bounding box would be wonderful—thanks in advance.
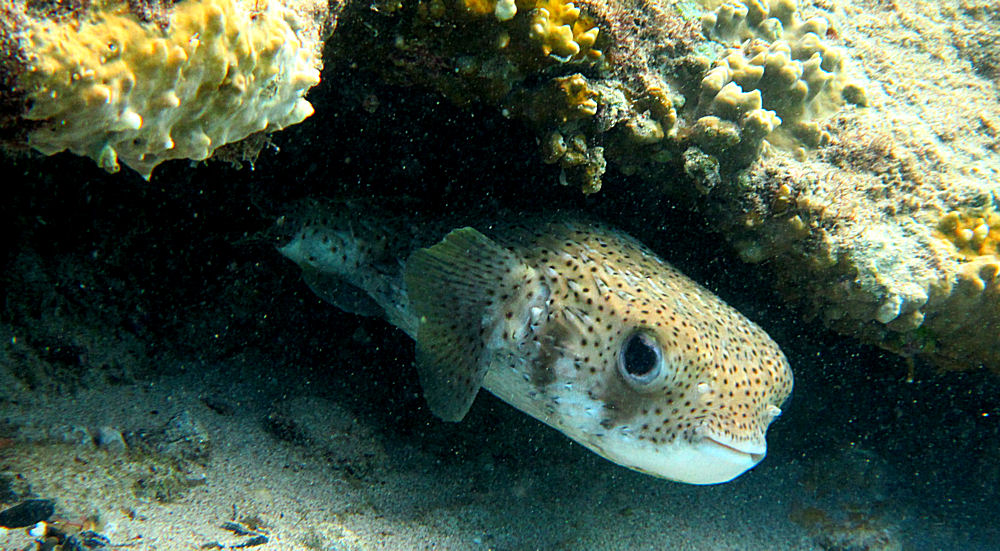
[276,203,793,484]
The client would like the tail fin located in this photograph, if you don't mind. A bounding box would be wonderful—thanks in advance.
[276,199,419,336]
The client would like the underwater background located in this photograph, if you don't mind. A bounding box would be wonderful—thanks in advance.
[1,0,999,549]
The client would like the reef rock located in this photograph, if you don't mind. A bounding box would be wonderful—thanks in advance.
[705,0,1000,372]
[326,0,1000,371]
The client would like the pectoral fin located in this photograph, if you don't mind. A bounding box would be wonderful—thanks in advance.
[404,227,521,422]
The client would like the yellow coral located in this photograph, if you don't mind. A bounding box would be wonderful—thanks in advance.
[527,0,601,62]
[554,73,598,120]
[18,0,323,179]
[459,0,497,15]
[461,0,497,16]
[460,0,518,20]
[936,210,1000,259]
[511,73,597,125]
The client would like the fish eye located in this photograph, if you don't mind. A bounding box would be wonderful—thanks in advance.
[619,331,662,385]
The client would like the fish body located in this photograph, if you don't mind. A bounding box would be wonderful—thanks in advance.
[278,203,792,484]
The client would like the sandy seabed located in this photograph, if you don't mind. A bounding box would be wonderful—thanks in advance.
[0,330,996,551]
[0,355,815,551]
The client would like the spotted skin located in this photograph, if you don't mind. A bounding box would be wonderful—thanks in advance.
[278,208,793,484]
[489,222,792,466]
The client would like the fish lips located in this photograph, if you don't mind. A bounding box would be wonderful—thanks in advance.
[601,434,767,485]
[694,437,767,480]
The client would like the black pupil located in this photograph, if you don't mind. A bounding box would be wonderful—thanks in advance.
[623,334,658,376]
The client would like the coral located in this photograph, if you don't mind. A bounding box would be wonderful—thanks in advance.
[554,73,599,119]
[677,0,1000,373]
[332,0,715,192]
[457,0,519,21]
[935,209,1000,259]
[513,72,599,123]
[328,0,621,191]
[421,0,605,68]
[693,77,781,163]
[349,0,862,192]
[697,0,863,151]
[11,0,1000,375]
[702,0,805,45]
[718,108,1000,371]
[541,130,606,194]
[527,0,603,62]
[7,0,327,178]
[919,255,1000,371]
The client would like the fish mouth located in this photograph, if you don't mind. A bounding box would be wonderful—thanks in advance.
[701,437,766,464]
[589,431,769,484]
